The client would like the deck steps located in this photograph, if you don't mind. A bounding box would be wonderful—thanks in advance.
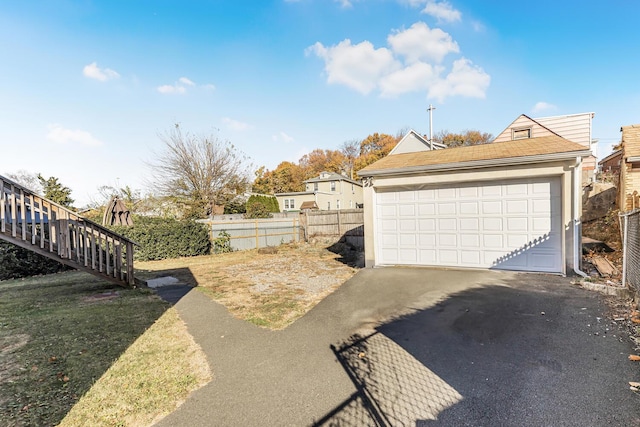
[0,175,136,286]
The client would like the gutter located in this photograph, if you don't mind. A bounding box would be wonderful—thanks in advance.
[572,156,588,278]
[360,150,593,177]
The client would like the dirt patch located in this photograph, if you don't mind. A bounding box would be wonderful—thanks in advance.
[81,291,120,304]
[137,242,360,329]
[582,209,624,283]
[0,334,29,384]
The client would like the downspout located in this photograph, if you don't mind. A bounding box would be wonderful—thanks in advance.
[573,156,588,277]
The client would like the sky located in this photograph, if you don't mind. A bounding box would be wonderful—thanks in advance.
[1,0,639,207]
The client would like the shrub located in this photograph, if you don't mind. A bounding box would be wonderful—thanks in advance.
[0,241,69,281]
[213,230,233,254]
[244,201,273,219]
[244,195,279,219]
[112,216,210,261]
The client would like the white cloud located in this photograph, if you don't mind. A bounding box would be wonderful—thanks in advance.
[334,0,356,7]
[272,131,294,143]
[380,62,441,97]
[388,22,459,64]
[222,117,252,131]
[83,62,120,82]
[471,20,485,32]
[46,124,102,147]
[157,84,186,94]
[306,39,399,95]
[400,0,462,23]
[427,58,490,102]
[532,101,557,113]
[308,19,490,101]
[157,77,214,94]
[422,1,461,23]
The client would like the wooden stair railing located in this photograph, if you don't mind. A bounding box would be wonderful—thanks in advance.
[0,175,136,286]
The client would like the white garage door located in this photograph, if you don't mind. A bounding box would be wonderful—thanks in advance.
[375,177,562,273]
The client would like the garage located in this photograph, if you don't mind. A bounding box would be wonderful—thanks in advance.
[375,177,562,272]
[359,134,592,275]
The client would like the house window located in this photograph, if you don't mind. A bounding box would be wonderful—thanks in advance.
[351,183,354,194]
[327,201,331,210]
[314,182,318,191]
[336,200,340,210]
[284,199,295,210]
[512,127,531,140]
[331,181,336,191]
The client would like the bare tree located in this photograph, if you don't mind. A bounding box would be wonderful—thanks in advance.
[6,170,42,193]
[148,125,252,219]
[340,139,360,179]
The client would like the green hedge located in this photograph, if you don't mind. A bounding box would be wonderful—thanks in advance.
[112,216,211,261]
[247,195,279,213]
[0,241,69,281]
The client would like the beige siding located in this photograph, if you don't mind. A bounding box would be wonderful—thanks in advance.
[281,179,364,211]
[621,165,640,211]
[536,113,593,148]
[537,113,595,171]
[493,116,555,143]
[495,113,595,182]
[277,194,315,211]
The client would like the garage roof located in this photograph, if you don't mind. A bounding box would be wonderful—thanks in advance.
[359,135,591,176]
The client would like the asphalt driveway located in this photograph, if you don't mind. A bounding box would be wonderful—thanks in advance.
[156,268,640,426]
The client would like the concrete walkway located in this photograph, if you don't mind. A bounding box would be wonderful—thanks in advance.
[156,268,640,426]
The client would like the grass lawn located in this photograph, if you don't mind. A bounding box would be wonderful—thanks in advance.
[0,242,355,425]
[0,271,210,427]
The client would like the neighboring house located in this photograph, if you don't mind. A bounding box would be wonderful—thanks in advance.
[389,129,446,154]
[605,124,640,211]
[359,134,591,275]
[275,172,364,212]
[599,149,622,174]
[494,112,596,184]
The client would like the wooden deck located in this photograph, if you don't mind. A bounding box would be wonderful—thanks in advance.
[0,175,136,286]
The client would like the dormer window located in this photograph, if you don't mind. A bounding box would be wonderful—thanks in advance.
[512,127,532,140]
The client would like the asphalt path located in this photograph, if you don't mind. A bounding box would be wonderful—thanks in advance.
[156,268,640,426]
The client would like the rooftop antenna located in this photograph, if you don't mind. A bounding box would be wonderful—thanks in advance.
[427,104,436,150]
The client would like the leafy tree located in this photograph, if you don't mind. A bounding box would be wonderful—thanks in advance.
[148,125,252,219]
[353,133,400,178]
[433,129,493,148]
[299,149,345,179]
[37,174,74,207]
[253,161,306,194]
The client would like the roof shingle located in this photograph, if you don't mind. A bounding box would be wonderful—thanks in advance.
[359,135,589,175]
[622,124,640,158]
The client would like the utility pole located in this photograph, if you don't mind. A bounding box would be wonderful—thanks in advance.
[427,104,436,150]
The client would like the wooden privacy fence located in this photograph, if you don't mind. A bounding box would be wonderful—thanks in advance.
[301,209,364,250]
[200,217,302,251]
[0,175,136,286]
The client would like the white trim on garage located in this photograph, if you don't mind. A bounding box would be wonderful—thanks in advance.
[373,177,563,273]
